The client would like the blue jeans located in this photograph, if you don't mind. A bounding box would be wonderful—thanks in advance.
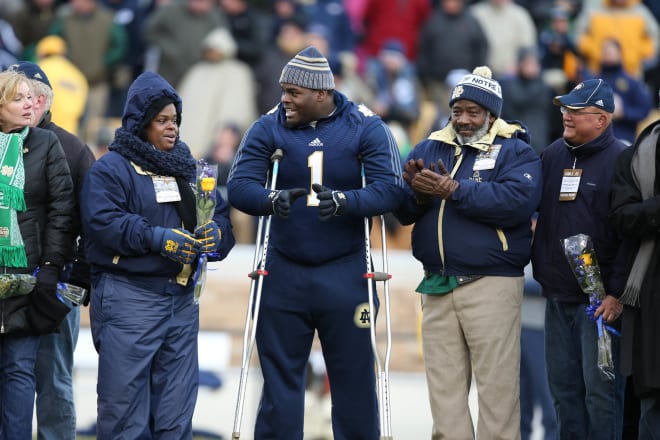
[544,300,626,439]
[35,302,80,440]
[0,334,40,440]
[639,395,660,440]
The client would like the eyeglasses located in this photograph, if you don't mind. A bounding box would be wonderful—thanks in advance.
[560,106,603,116]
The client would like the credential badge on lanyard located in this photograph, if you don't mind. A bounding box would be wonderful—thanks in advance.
[559,168,582,201]
[152,175,181,203]
[473,144,501,171]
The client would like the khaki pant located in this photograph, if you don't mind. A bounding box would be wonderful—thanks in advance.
[421,276,523,440]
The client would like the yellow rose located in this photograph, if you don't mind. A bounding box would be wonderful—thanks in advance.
[200,177,216,192]
[580,253,593,266]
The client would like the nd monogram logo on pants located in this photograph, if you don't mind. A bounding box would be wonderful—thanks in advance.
[354,302,371,328]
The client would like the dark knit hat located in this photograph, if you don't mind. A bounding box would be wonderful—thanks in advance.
[449,66,503,117]
[7,61,52,89]
[279,45,335,90]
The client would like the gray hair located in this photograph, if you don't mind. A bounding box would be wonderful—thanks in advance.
[29,78,53,110]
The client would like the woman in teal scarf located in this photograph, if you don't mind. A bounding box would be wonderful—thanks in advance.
[0,70,74,439]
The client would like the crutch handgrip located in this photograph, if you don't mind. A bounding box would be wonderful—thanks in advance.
[270,148,284,162]
[247,269,269,279]
[364,271,392,282]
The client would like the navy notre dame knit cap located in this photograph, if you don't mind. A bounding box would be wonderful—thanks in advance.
[7,61,52,89]
[279,46,335,91]
[449,66,503,117]
[552,78,615,113]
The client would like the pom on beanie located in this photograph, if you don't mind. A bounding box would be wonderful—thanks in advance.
[279,46,335,91]
[449,66,503,117]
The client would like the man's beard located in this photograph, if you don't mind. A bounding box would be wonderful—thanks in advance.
[455,115,491,145]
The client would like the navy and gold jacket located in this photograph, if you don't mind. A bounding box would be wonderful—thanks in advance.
[395,119,542,277]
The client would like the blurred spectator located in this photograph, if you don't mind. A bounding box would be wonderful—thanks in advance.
[430,68,470,131]
[94,123,113,158]
[0,17,21,69]
[329,52,374,108]
[470,0,538,79]
[101,0,155,117]
[343,0,368,39]
[364,39,422,135]
[501,47,554,154]
[270,0,308,40]
[301,0,355,62]
[574,0,659,79]
[219,0,271,68]
[144,0,226,88]
[178,27,257,158]
[0,0,23,17]
[520,263,558,440]
[48,0,128,140]
[8,0,56,61]
[592,38,653,144]
[417,0,488,113]
[538,5,583,89]
[205,121,254,244]
[35,35,89,137]
[252,16,308,113]
[515,0,557,31]
[359,0,431,64]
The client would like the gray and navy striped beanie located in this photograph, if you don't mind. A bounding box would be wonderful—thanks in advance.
[279,46,335,91]
[449,66,502,117]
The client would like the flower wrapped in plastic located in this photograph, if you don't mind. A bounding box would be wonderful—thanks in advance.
[562,233,615,381]
[0,273,36,299]
[0,271,87,304]
[196,159,218,226]
[193,159,218,303]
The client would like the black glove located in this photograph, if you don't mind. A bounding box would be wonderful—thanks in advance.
[36,263,59,294]
[267,188,307,219]
[67,260,91,306]
[27,264,71,334]
[194,220,222,253]
[312,183,347,221]
[150,227,201,265]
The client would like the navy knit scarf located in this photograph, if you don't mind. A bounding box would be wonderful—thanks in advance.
[109,127,197,181]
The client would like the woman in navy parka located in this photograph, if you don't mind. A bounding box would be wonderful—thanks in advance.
[80,71,234,439]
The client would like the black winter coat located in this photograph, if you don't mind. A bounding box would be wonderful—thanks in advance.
[0,126,75,335]
[609,120,660,397]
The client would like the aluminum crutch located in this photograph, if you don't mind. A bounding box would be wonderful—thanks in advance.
[362,164,394,440]
[232,148,284,440]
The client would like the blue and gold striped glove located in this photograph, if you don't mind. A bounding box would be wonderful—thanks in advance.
[151,227,201,264]
[194,221,222,253]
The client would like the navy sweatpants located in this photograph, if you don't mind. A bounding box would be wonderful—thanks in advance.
[254,249,379,439]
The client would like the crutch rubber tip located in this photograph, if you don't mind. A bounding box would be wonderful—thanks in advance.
[231,433,241,439]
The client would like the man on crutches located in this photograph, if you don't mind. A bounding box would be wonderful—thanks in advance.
[227,45,405,440]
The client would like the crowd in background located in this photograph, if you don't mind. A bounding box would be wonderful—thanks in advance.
[0,0,657,154]
[0,0,658,243]
[6,0,656,247]
[0,1,658,439]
